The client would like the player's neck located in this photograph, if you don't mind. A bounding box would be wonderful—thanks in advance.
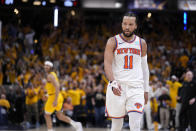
[46,71,50,75]
[121,33,135,41]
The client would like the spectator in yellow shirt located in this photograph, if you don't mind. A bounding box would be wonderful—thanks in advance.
[166,75,182,128]
[179,54,189,68]
[0,94,10,125]
[0,94,10,110]
[67,82,81,106]
[166,75,182,109]
[25,82,40,127]
[0,67,3,86]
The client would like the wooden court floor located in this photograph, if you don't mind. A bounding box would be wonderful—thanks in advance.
[26,126,152,131]
[27,126,131,131]
[0,125,150,131]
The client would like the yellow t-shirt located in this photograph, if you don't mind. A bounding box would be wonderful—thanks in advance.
[38,88,45,100]
[25,87,40,105]
[17,75,23,87]
[9,70,16,84]
[179,55,189,68]
[67,89,81,106]
[0,72,3,86]
[151,98,158,113]
[78,67,84,82]
[0,99,10,109]
[24,72,32,85]
[71,72,77,80]
[167,80,182,108]
[61,90,68,100]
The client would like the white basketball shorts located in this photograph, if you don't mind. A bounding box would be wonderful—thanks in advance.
[105,83,144,118]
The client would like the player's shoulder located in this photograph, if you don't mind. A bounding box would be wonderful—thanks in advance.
[106,36,116,47]
[137,36,147,45]
[47,73,55,81]
[107,36,116,43]
[137,36,147,49]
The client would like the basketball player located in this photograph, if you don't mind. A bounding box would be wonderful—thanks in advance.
[43,61,83,131]
[104,12,149,131]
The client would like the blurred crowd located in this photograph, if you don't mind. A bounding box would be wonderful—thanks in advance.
[0,12,196,130]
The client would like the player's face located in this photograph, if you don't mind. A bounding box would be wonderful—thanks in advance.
[185,71,193,81]
[122,16,137,37]
[44,65,51,73]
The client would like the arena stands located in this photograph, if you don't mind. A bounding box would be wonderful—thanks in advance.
[0,6,196,130]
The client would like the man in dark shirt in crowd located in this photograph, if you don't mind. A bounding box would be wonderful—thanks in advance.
[176,85,182,128]
[179,71,196,131]
[158,88,171,129]
[92,84,105,127]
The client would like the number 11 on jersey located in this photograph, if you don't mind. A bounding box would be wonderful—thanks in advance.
[124,55,133,69]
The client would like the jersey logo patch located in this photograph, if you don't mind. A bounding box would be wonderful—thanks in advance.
[135,41,139,45]
[118,42,124,45]
[135,103,142,109]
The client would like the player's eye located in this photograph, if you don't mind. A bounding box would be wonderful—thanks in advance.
[123,22,127,25]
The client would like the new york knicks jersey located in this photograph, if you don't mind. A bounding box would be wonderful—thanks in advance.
[112,34,143,87]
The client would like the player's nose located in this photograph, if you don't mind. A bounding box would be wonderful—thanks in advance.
[125,25,129,29]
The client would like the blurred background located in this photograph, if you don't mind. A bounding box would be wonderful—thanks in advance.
[0,0,196,130]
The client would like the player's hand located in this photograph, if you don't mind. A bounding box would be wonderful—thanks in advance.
[189,98,195,105]
[110,80,121,96]
[53,100,57,107]
[112,87,122,96]
[144,92,148,105]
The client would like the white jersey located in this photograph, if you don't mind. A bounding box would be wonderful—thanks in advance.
[112,34,143,87]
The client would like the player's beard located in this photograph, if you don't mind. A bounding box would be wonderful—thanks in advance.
[44,67,51,74]
[122,30,134,37]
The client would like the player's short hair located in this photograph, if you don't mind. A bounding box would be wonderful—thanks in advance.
[123,12,137,24]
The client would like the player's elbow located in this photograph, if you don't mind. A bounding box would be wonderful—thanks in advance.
[55,84,60,91]
[104,61,111,73]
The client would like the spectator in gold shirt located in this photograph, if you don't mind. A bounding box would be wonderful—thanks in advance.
[0,66,3,86]
[0,94,10,110]
[166,75,182,128]
[0,93,10,125]
[166,75,182,109]
[25,82,40,128]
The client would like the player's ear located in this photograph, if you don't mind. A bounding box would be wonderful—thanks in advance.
[135,24,137,30]
[135,18,137,30]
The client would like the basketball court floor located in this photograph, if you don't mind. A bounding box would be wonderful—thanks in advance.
[0,125,152,131]
[27,126,131,131]
[28,126,152,131]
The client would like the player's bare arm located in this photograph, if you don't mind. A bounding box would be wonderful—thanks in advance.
[104,37,115,81]
[47,74,60,107]
[104,37,121,96]
[141,38,150,104]
[141,39,147,57]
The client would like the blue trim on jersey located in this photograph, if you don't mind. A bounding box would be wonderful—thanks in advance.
[139,38,142,56]
[119,34,136,43]
[114,36,118,52]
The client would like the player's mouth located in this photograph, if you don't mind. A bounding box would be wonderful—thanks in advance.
[124,30,130,33]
